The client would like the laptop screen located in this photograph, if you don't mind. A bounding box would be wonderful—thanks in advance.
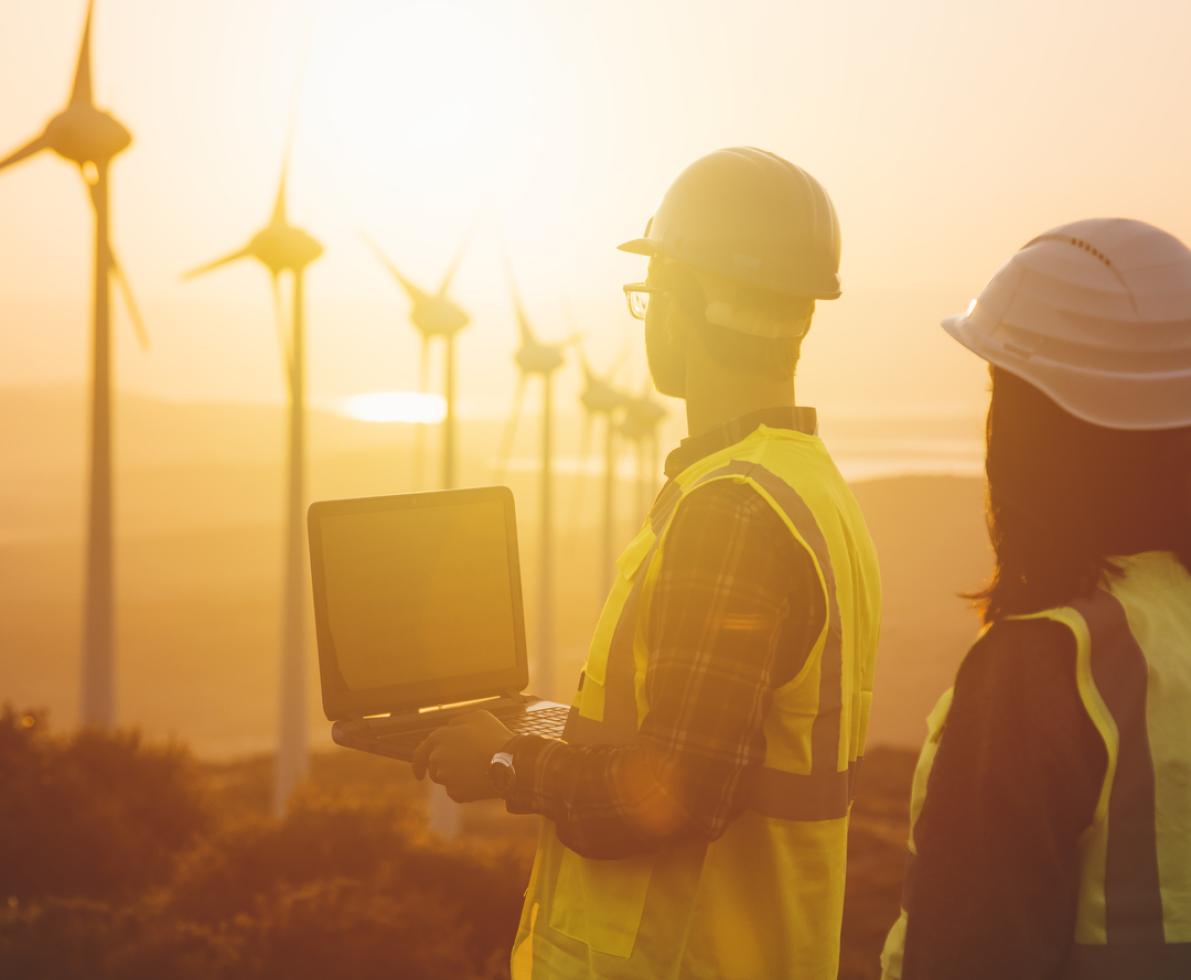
[309,487,528,719]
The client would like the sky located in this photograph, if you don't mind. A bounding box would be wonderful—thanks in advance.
[2,0,1190,427]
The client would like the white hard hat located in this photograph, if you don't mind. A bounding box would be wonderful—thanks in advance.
[943,218,1191,430]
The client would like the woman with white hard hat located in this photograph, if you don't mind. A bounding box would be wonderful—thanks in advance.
[881,218,1191,980]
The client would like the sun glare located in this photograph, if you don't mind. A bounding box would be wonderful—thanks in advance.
[341,390,447,424]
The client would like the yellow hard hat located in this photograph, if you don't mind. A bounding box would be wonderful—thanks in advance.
[619,147,842,300]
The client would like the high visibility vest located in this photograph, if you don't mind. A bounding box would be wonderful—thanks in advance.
[512,422,882,979]
[881,550,1191,980]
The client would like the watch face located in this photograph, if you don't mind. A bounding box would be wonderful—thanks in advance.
[490,758,515,795]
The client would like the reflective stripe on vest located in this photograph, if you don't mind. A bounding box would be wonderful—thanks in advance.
[514,424,883,979]
[1067,590,1163,947]
[880,552,1191,980]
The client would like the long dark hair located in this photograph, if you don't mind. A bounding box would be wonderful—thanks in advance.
[975,367,1191,623]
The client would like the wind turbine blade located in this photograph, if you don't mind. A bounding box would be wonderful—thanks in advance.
[361,233,429,305]
[271,272,294,393]
[437,224,475,296]
[504,260,536,345]
[0,134,48,173]
[107,243,149,350]
[183,245,252,280]
[494,375,526,481]
[414,335,430,489]
[70,0,95,106]
[578,347,595,384]
[272,152,289,225]
[560,304,587,349]
[273,39,309,227]
[563,302,581,336]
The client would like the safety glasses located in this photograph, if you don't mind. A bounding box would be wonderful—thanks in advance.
[622,282,667,321]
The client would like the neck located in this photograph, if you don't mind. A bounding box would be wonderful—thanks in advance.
[684,372,796,438]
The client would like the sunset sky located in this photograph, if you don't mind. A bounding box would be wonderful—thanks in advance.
[2,0,1190,426]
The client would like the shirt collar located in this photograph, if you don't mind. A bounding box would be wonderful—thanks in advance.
[663,406,818,478]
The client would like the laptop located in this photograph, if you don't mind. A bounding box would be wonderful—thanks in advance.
[308,486,569,762]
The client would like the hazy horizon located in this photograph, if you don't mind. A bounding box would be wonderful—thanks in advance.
[5,0,1191,435]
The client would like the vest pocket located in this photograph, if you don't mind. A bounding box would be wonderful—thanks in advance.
[547,845,655,959]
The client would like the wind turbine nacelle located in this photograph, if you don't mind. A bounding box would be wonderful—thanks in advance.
[250,224,325,273]
[517,345,565,375]
[413,298,470,336]
[45,105,131,167]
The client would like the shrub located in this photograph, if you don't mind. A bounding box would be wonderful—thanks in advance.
[247,877,478,980]
[0,706,210,901]
[167,796,411,922]
[0,896,242,980]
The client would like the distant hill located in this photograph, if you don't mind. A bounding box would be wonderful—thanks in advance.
[1,384,991,753]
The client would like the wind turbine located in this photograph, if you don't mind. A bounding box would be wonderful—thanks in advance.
[0,0,149,729]
[619,383,668,523]
[574,351,629,597]
[496,268,577,699]
[184,139,323,816]
[363,233,471,489]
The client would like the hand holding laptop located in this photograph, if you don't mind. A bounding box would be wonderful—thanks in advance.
[411,710,513,802]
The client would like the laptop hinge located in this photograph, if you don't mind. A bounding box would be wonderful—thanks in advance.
[353,693,527,727]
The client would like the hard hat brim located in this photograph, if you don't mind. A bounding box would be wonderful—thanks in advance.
[942,312,1191,431]
[618,238,656,256]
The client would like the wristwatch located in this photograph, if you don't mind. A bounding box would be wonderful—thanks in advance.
[489,747,517,798]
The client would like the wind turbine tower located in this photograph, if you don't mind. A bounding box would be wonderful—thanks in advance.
[0,0,149,728]
[363,234,471,489]
[184,142,323,816]
[576,352,629,597]
[497,269,576,698]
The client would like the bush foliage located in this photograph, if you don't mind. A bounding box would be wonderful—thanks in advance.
[0,706,910,979]
[0,707,526,979]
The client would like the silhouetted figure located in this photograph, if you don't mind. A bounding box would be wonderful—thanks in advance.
[881,219,1191,980]
[413,148,882,979]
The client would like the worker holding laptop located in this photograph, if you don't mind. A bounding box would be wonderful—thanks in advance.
[412,148,882,979]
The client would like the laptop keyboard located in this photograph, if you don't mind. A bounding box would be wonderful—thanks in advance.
[370,704,570,756]
[498,704,570,737]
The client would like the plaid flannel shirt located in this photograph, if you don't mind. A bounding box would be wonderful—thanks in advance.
[505,409,825,859]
